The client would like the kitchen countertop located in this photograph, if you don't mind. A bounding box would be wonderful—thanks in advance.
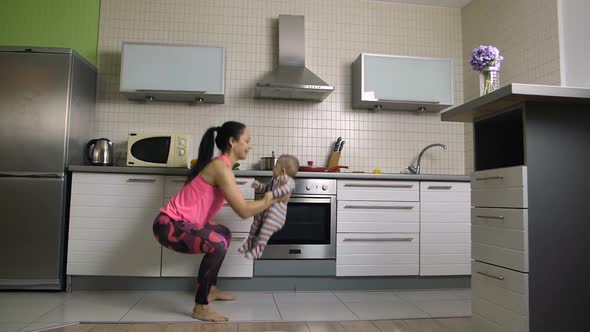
[441,83,590,122]
[69,165,470,182]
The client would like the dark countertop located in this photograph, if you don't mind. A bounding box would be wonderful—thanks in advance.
[68,165,470,182]
[441,83,590,122]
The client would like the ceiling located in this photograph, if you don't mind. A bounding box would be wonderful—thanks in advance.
[371,0,472,8]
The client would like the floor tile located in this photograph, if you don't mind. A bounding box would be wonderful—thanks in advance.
[412,300,471,318]
[273,292,341,305]
[237,322,309,332]
[221,291,275,305]
[338,320,380,332]
[345,302,430,320]
[19,322,77,332]
[210,302,282,322]
[403,318,453,331]
[450,289,471,300]
[277,302,357,322]
[0,293,66,323]
[332,291,404,303]
[306,321,346,332]
[0,323,27,332]
[434,317,473,332]
[371,320,417,332]
[395,290,463,303]
[119,292,195,322]
[35,292,143,323]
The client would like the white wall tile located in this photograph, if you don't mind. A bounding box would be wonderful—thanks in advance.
[461,0,560,173]
[96,0,465,174]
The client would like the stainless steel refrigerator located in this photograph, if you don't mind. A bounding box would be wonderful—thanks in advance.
[0,47,96,290]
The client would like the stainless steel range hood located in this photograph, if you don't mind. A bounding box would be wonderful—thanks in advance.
[255,15,334,102]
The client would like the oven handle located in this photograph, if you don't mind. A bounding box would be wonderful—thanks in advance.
[288,197,333,204]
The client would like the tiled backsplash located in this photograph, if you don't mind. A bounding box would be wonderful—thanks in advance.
[96,0,465,174]
[461,0,561,173]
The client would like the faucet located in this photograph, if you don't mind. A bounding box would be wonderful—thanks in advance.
[406,143,447,174]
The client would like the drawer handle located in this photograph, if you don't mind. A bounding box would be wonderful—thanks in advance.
[475,176,504,181]
[343,237,414,242]
[476,215,504,220]
[236,181,247,185]
[344,184,414,189]
[126,178,156,183]
[427,185,452,190]
[344,205,414,210]
[477,271,505,281]
[172,180,185,183]
[233,237,246,241]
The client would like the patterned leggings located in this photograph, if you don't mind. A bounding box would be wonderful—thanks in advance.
[152,213,231,305]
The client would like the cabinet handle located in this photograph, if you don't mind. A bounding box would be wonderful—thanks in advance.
[477,271,505,281]
[172,180,185,183]
[236,181,247,185]
[233,237,246,242]
[343,237,414,242]
[344,184,414,189]
[377,99,440,104]
[476,215,504,220]
[126,178,156,183]
[137,89,207,94]
[344,205,414,210]
[475,176,504,181]
[427,185,452,190]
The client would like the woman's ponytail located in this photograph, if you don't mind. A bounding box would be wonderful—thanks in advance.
[186,127,217,184]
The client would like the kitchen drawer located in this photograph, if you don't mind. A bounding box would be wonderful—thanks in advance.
[420,181,471,202]
[472,261,529,332]
[471,166,528,208]
[164,176,255,199]
[212,204,254,233]
[336,233,419,276]
[472,207,529,272]
[337,200,419,233]
[72,173,164,197]
[337,180,419,201]
[161,232,253,277]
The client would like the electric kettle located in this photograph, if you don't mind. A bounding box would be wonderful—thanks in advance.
[85,138,114,166]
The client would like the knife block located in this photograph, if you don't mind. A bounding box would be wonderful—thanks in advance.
[327,151,341,171]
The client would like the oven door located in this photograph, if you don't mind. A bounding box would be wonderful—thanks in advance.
[259,195,336,260]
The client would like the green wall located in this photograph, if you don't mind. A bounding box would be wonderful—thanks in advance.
[0,0,101,64]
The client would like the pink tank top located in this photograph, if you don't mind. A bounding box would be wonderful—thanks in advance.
[160,155,231,227]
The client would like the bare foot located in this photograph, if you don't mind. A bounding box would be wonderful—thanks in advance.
[208,286,236,302]
[192,304,229,322]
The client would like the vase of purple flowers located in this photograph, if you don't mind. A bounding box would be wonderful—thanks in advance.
[469,45,504,96]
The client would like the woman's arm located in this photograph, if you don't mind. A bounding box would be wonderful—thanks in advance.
[215,165,279,219]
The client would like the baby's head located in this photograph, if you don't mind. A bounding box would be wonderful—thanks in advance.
[274,154,299,177]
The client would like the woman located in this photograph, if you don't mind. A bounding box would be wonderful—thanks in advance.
[152,121,285,322]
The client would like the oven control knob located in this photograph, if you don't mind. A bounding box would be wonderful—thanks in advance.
[322,185,328,191]
[306,184,312,190]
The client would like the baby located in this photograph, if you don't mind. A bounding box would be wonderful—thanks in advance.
[239,154,299,259]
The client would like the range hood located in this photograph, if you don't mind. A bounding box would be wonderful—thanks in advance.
[255,15,334,102]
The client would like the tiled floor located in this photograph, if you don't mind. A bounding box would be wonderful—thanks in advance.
[0,289,470,332]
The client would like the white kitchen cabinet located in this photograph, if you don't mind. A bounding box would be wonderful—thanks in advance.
[67,173,164,276]
[419,182,471,276]
[352,53,453,112]
[120,42,225,103]
[160,176,255,278]
[336,180,420,276]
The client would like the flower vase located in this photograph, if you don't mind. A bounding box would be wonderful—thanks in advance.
[479,65,500,96]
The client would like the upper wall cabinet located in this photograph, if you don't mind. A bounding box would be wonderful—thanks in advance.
[120,42,225,104]
[352,53,453,112]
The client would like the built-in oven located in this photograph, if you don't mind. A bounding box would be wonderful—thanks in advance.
[255,178,336,259]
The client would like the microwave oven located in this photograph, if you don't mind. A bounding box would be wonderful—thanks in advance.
[127,133,191,167]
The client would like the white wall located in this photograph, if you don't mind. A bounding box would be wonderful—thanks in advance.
[96,0,466,174]
[558,0,590,88]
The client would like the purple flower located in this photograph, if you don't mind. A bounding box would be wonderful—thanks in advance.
[469,45,504,71]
